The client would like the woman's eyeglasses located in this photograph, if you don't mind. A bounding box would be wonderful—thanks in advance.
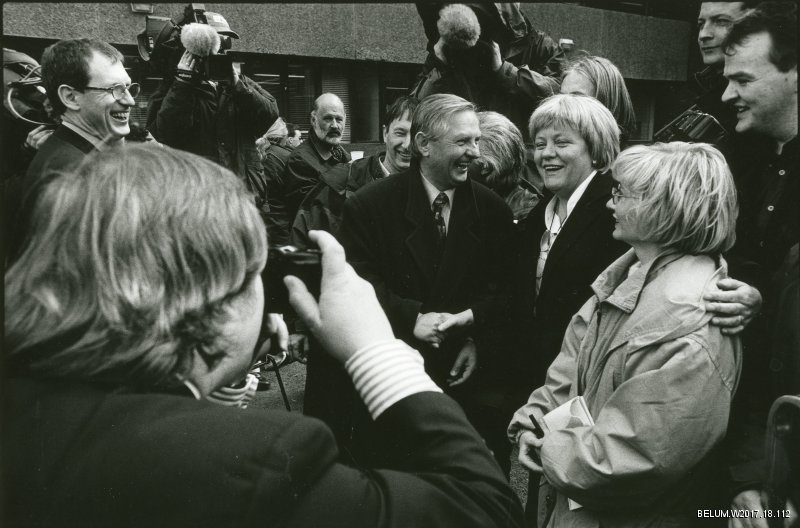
[611,183,641,205]
[81,83,141,101]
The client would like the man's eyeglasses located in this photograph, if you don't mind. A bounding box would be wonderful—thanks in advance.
[611,183,641,205]
[81,83,140,101]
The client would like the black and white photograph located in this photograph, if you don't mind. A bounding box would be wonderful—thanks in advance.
[2,2,798,526]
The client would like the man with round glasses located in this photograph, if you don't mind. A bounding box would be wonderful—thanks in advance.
[10,38,135,263]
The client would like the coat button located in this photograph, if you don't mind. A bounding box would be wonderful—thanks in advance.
[767,205,775,211]
[779,169,786,176]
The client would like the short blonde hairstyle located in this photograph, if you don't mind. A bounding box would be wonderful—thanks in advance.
[613,142,738,254]
[563,55,637,139]
[5,144,267,388]
[477,111,526,195]
[528,94,620,172]
[410,93,476,160]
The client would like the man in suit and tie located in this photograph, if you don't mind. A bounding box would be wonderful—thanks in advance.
[338,93,516,472]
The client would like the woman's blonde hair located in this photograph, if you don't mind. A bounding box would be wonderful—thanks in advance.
[613,142,738,254]
[528,93,620,172]
[477,111,526,195]
[563,54,637,139]
[5,144,267,388]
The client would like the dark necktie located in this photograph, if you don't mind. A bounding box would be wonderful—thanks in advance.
[432,192,449,244]
[331,145,347,164]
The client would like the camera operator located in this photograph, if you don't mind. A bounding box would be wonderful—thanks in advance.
[146,10,278,188]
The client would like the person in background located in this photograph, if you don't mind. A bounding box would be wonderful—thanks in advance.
[146,11,278,187]
[509,142,742,527]
[473,110,541,222]
[559,54,637,144]
[286,122,302,148]
[9,38,135,265]
[3,143,524,528]
[290,96,420,249]
[694,1,758,132]
[717,4,798,525]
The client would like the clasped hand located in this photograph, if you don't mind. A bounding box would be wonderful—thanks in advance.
[413,309,474,348]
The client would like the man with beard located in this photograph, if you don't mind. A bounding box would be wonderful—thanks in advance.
[338,94,516,472]
[290,96,419,248]
[282,93,351,226]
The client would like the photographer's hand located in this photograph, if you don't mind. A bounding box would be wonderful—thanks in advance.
[285,230,394,364]
[177,50,200,73]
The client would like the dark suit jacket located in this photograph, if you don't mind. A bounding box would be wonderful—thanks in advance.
[7,125,97,262]
[24,124,96,183]
[283,134,351,226]
[4,377,522,528]
[339,168,515,383]
[513,171,628,392]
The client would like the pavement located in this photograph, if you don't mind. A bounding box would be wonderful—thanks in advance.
[250,360,530,505]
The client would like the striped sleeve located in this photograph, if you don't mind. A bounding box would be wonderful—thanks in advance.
[344,339,442,419]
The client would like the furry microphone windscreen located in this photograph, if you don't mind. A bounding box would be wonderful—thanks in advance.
[437,4,481,49]
[180,23,221,57]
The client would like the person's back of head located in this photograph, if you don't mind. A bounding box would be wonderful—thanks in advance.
[561,54,636,141]
[5,144,267,390]
[476,110,525,195]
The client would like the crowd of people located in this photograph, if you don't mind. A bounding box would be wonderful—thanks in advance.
[2,2,797,527]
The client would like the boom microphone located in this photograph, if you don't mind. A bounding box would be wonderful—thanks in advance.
[180,23,220,57]
[437,4,481,50]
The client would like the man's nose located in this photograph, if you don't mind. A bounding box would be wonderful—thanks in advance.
[698,22,712,41]
[400,135,411,150]
[465,141,479,158]
[120,90,136,107]
[721,81,737,103]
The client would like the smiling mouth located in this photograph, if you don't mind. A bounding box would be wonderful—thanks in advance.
[455,161,470,172]
[542,164,564,172]
[733,105,749,116]
[110,111,129,122]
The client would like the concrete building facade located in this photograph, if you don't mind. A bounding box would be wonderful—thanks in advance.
[3,2,696,149]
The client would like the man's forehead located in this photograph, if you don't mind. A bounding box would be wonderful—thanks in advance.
[388,112,412,128]
[699,2,746,18]
[725,32,774,66]
[87,51,126,81]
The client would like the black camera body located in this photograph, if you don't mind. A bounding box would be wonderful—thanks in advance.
[263,246,322,314]
[136,3,233,82]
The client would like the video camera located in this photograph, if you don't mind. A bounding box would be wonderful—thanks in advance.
[136,3,235,81]
[653,105,728,146]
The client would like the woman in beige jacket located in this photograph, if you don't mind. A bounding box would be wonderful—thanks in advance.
[508,142,742,527]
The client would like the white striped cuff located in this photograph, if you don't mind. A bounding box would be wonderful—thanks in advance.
[345,339,442,419]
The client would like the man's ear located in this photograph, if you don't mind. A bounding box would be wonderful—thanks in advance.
[57,84,81,112]
[415,132,430,157]
[310,111,317,128]
[382,124,388,144]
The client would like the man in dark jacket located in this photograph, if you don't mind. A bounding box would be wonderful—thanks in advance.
[338,94,516,472]
[290,96,419,247]
[714,4,799,522]
[147,13,278,189]
[280,93,351,223]
[10,38,134,264]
